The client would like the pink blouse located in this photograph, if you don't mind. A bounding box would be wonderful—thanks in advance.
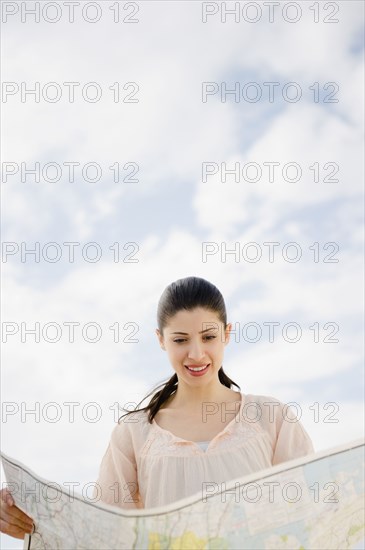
[94,392,314,510]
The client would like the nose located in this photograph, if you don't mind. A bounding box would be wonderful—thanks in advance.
[187,339,206,362]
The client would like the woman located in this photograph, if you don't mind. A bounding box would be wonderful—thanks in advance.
[91,276,314,510]
[0,276,314,536]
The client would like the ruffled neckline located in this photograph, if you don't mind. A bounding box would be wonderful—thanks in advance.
[151,392,244,452]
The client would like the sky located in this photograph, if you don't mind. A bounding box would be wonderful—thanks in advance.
[1,1,364,548]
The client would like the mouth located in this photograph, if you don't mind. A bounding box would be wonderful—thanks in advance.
[184,363,210,375]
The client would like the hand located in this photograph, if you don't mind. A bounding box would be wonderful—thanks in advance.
[0,488,35,540]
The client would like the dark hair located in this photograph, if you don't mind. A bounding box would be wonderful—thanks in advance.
[118,276,240,424]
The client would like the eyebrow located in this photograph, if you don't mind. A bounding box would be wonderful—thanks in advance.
[170,328,219,335]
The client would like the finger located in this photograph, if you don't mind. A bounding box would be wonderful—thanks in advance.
[5,503,34,525]
[2,507,34,533]
[0,518,33,540]
[0,489,13,505]
[6,508,34,532]
[6,503,34,523]
[1,512,33,535]
[0,494,32,525]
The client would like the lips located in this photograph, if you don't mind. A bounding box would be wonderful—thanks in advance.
[185,363,210,372]
[185,364,209,368]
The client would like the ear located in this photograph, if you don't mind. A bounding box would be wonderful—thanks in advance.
[224,323,232,345]
[155,329,165,350]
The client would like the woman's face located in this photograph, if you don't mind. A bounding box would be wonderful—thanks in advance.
[156,307,232,383]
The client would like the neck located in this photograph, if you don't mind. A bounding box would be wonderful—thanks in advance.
[167,381,239,411]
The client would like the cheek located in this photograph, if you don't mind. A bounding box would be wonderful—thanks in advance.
[212,344,225,358]
[167,345,183,359]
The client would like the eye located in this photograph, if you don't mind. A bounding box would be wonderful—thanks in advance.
[173,335,217,344]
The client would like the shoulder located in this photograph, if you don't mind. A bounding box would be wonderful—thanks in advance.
[118,408,150,424]
[105,409,152,459]
[243,393,286,417]
[242,393,314,454]
[112,409,152,440]
[242,393,304,431]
